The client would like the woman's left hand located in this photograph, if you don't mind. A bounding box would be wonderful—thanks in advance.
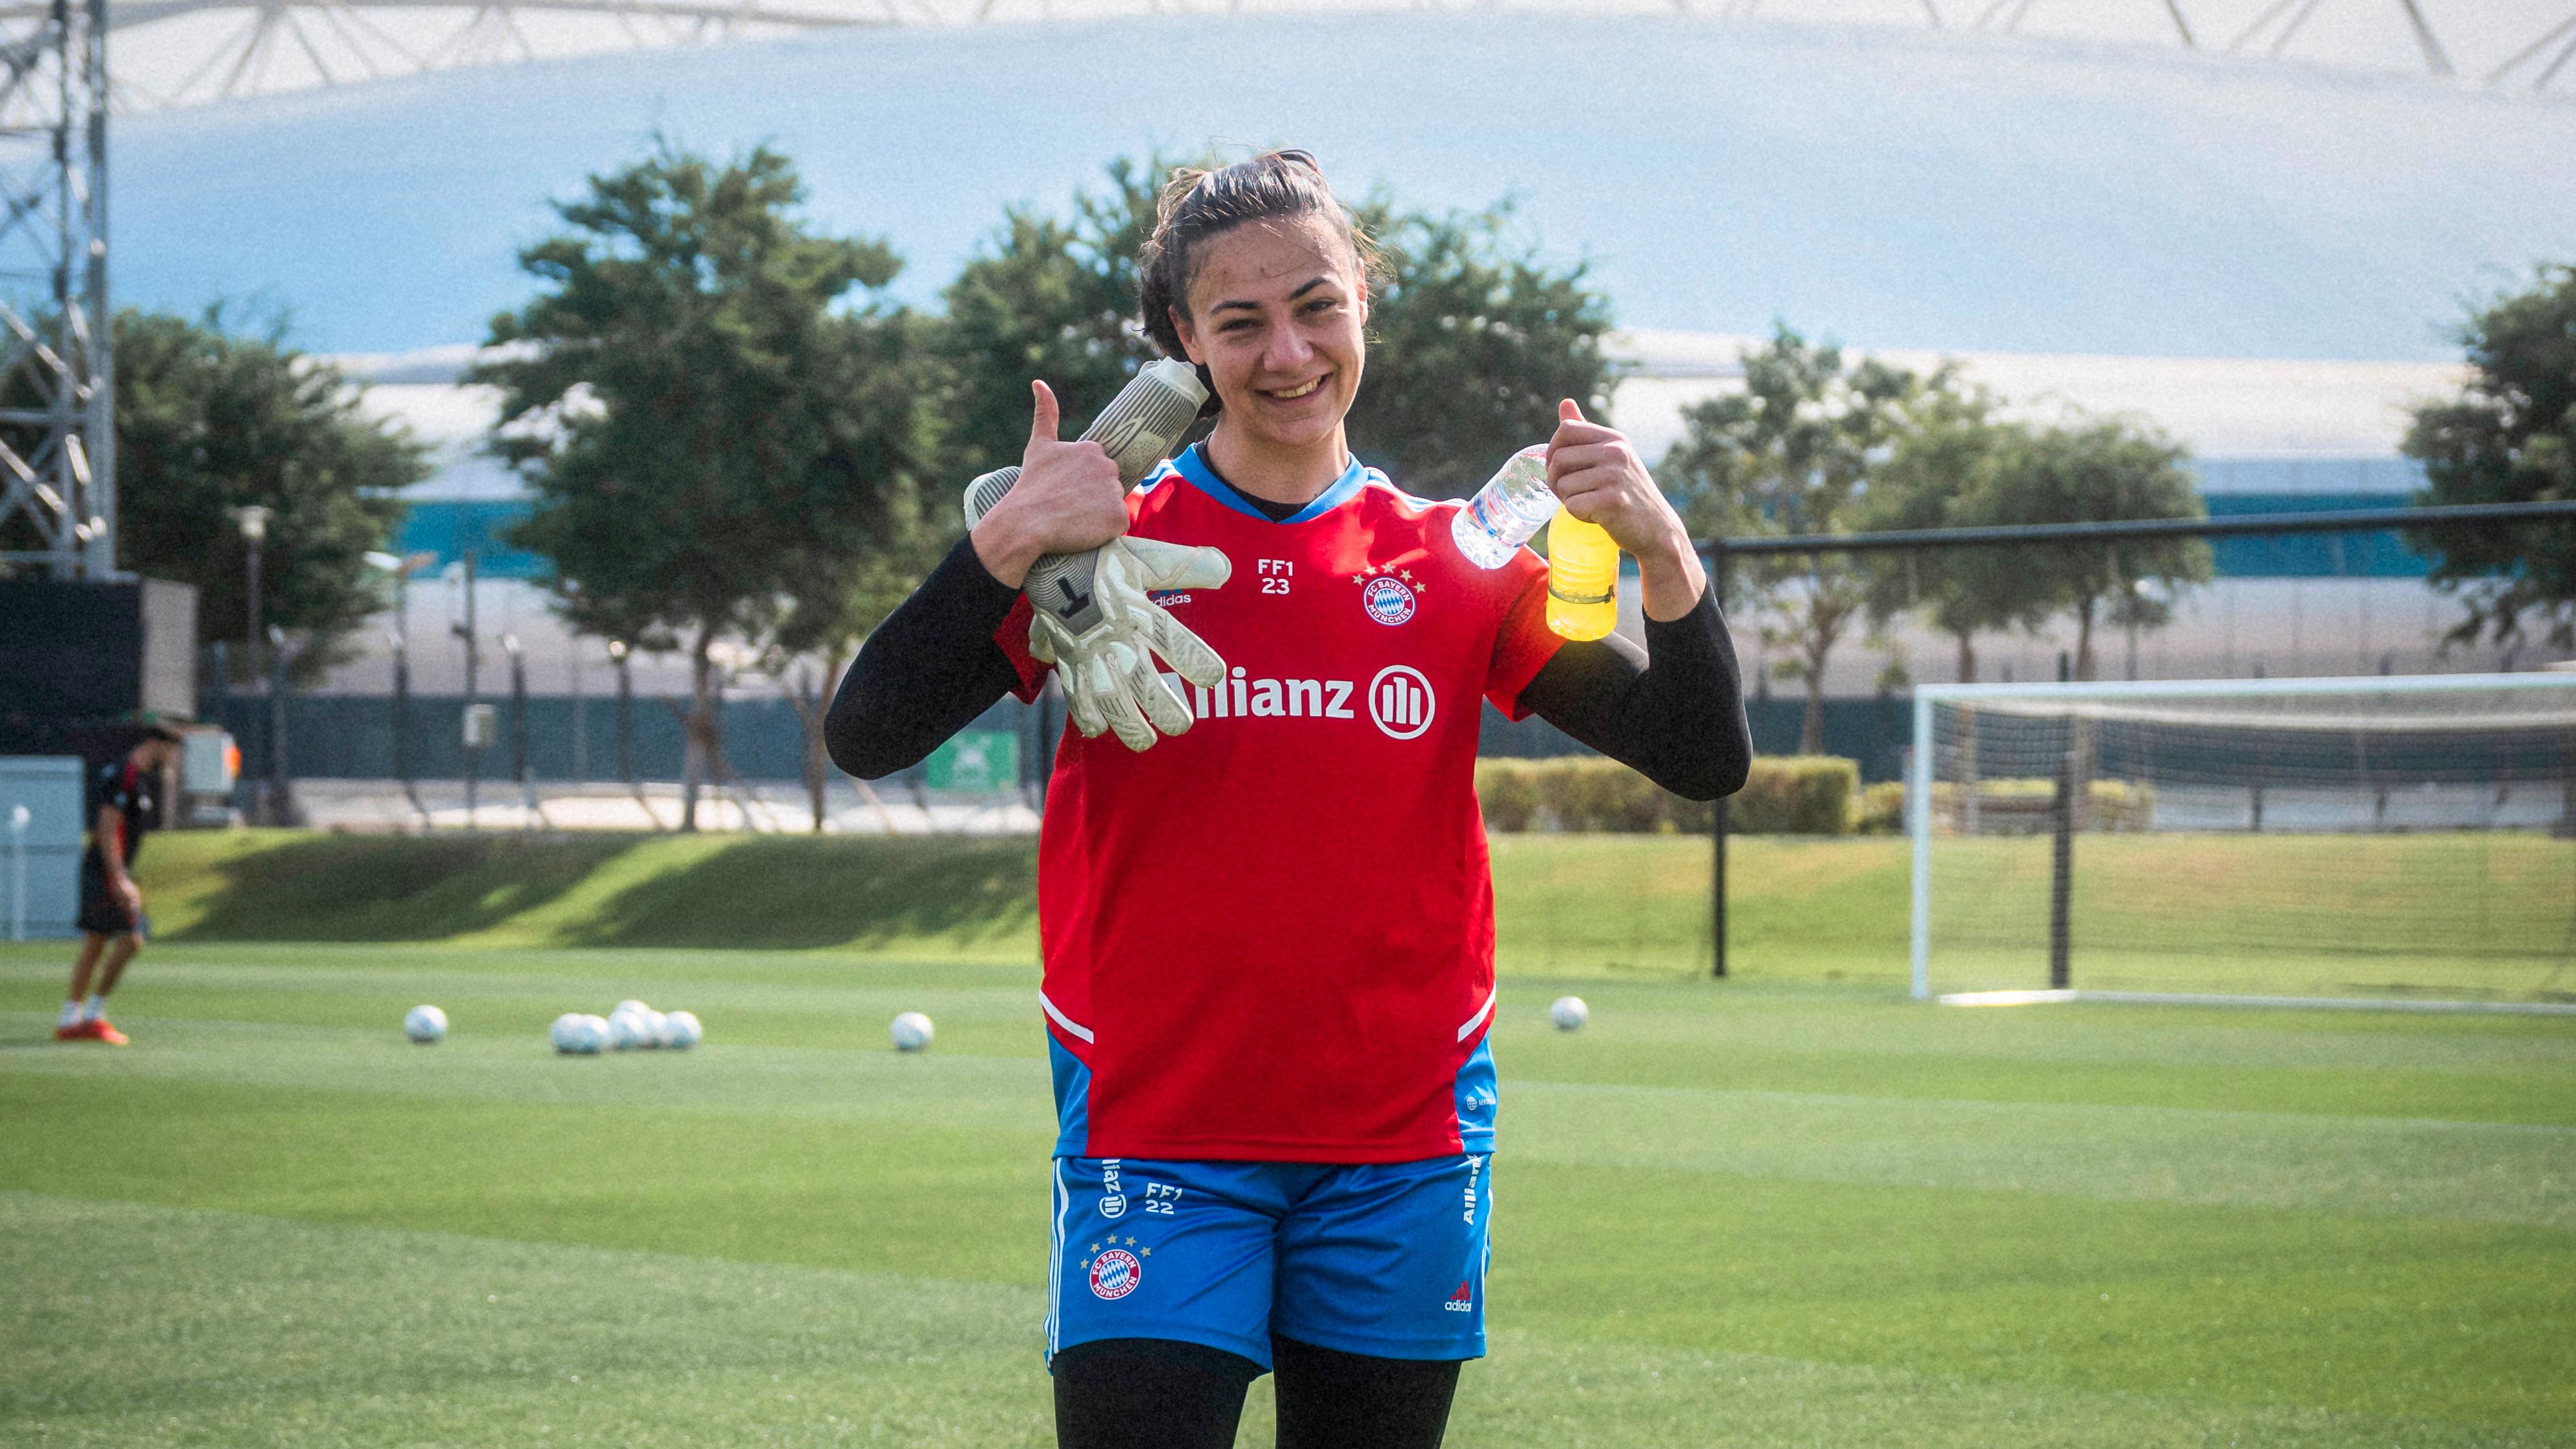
[1545,399,1710,622]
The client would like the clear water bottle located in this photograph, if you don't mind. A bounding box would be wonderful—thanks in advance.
[1452,445,1557,569]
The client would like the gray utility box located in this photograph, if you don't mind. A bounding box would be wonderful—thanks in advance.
[1,756,84,940]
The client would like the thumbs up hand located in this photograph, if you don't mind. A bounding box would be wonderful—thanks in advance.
[1543,397,1709,623]
[970,380,1133,589]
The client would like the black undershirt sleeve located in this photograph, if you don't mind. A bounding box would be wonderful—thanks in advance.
[1516,583,1753,802]
[824,535,1028,782]
[830,526,1754,801]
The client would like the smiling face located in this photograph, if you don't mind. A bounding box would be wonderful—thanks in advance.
[1170,214,1367,463]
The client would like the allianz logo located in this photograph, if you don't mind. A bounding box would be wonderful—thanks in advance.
[1169,664,1437,741]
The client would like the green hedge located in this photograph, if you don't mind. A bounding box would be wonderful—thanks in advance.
[1474,759,2153,837]
[1850,778,2156,835]
[1933,778,2155,833]
[1475,756,1858,835]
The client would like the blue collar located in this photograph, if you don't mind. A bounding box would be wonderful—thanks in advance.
[1173,443,1367,526]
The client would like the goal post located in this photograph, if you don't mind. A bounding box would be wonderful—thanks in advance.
[1907,671,2576,1009]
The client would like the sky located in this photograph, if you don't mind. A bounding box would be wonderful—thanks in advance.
[104,9,2576,360]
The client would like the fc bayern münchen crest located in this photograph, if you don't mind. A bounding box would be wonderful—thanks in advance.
[1089,1248,1142,1300]
[1362,575,1417,626]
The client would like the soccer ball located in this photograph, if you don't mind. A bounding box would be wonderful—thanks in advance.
[663,1010,702,1050]
[1549,996,1589,1032]
[890,1011,934,1052]
[645,1009,672,1049]
[607,1008,653,1051]
[550,1012,607,1055]
[403,1004,448,1044]
[614,999,651,1017]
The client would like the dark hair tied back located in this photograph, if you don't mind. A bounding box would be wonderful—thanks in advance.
[1137,149,1383,412]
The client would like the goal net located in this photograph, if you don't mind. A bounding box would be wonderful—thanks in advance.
[1905,673,2576,1008]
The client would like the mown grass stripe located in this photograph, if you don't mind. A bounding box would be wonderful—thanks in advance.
[7,1191,2568,1448]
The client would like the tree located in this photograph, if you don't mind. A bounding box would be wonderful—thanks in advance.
[94,307,428,680]
[933,157,1614,502]
[767,485,947,832]
[1345,200,1614,498]
[1661,327,1929,753]
[1964,415,2211,681]
[2403,264,2576,649]
[1857,389,2046,684]
[476,141,934,831]
[934,156,1168,487]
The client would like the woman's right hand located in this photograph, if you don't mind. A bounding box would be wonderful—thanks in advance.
[971,381,1131,589]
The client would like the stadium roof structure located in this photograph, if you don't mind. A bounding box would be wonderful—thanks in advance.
[13,0,2570,578]
[105,7,2576,360]
[53,0,2576,110]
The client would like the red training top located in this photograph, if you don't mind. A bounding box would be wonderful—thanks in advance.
[997,445,1561,1164]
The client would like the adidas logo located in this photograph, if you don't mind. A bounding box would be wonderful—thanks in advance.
[1444,1281,1473,1313]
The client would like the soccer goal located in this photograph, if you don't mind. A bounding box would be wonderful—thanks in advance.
[1905,672,2576,1012]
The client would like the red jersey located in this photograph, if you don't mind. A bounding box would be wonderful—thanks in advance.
[999,445,1562,1163]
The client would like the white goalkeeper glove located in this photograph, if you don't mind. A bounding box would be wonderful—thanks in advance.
[961,362,1228,752]
[1027,535,1232,752]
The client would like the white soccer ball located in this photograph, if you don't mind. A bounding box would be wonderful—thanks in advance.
[645,1009,672,1049]
[403,1004,448,1044]
[613,999,651,1019]
[607,1007,652,1051]
[550,1012,607,1055]
[663,1010,702,1050]
[890,1011,934,1052]
[1549,996,1590,1032]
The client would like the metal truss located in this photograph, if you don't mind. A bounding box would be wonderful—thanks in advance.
[21,0,905,109]
[1892,0,2572,97]
[0,0,2551,112]
[0,0,2555,111]
[0,0,113,579]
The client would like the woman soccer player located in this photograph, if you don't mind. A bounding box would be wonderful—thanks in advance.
[829,150,1750,1448]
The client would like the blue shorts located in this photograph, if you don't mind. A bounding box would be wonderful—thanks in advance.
[1046,1152,1493,1370]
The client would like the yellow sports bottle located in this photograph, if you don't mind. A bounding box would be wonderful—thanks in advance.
[1545,513,1619,640]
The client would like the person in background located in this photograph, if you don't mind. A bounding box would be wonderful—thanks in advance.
[56,723,184,1045]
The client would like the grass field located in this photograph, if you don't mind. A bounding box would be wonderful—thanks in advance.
[5,919,2575,1445]
[114,827,2576,1001]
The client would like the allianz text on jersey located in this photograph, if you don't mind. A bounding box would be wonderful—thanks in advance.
[1160,664,1436,742]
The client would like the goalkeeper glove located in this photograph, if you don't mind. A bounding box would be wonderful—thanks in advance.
[1027,535,1232,752]
[964,359,1228,752]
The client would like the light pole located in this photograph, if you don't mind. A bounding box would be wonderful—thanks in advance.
[609,639,634,788]
[454,547,480,828]
[504,632,533,828]
[235,505,273,824]
[267,623,292,826]
[367,550,437,826]
[387,623,413,814]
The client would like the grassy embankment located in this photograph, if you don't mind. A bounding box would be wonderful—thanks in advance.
[123,827,2576,998]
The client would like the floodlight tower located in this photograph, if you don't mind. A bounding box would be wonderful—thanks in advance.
[0,0,111,580]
